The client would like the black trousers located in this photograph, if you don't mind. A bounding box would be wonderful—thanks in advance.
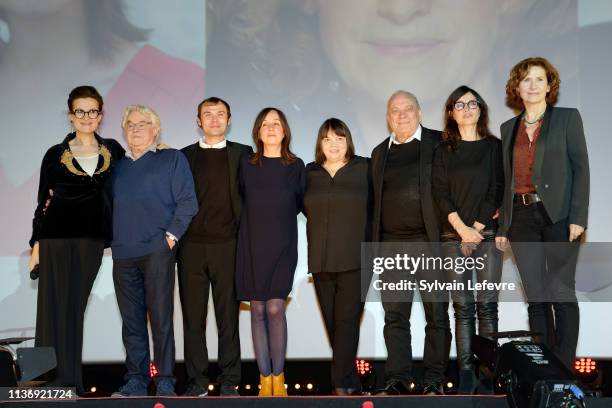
[113,246,177,384]
[381,237,451,386]
[441,232,502,371]
[312,270,364,389]
[36,238,104,393]
[508,201,580,369]
[177,240,241,387]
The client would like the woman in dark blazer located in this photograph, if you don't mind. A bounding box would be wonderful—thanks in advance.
[303,118,371,395]
[28,86,124,394]
[432,86,504,394]
[496,57,589,369]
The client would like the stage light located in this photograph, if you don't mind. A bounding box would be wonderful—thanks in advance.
[355,359,376,393]
[306,383,313,390]
[208,384,215,391]
[574,358,601,390]
[447,382,454,389]
[294,384,301,390]
[90,387,96,393]
[245,384,251,390]
[149,361,158,378]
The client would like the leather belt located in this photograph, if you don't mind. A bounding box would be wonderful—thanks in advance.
[514,193,541,206]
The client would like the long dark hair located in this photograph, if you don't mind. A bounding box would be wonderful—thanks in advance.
[442,85,492,151]
[249,107,296,165]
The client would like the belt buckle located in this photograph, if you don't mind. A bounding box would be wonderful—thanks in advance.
[521,193,531,206]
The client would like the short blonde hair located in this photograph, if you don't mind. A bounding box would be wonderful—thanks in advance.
[121,104,162,131]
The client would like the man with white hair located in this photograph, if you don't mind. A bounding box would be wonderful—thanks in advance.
[370,91,451,396]
[111,105,198,397]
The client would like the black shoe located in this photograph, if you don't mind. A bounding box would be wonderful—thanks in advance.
[422,383,444,395]
[333,387,361,396]
[220,384,240,396]
[182,383,208,397]
[375,379,413,395]
[457,370,478,395]
[111,378,149,397]
[155,380,176,396]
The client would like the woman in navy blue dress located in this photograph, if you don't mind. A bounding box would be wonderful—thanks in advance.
[235,107,305,396]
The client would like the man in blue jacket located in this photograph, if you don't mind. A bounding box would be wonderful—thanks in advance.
[111,105,198,397]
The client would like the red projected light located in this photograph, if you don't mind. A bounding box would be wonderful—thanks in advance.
[356,359,373,376]
[149,361,159,378]
[574,358,597,374]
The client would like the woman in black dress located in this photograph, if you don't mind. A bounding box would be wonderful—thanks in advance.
[28,86,124,393]
[496,57,589,369]
[235,107,305,396]
[432,86,504,394]
[303,118,371,395]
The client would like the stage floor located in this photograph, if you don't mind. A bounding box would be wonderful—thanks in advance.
[1,395,611,408]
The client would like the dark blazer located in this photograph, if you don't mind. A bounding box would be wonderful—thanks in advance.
[498,106,590,237]
[371,126,441,242]
[181,140,253,225]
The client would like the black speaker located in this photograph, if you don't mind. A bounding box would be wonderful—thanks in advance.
[495,341,585,408]
[0,338,56,386]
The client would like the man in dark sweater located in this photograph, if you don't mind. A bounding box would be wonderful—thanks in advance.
[371,91,451,395]
[178,97,253,396]
[111,105,198,397]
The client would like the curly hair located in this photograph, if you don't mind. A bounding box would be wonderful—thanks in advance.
[442,86,493,151]
[505,57,561,110]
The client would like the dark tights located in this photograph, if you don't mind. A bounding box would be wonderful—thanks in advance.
[250,299,287,376]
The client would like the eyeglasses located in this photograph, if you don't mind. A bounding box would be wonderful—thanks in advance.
[126,121,153,131]
[453,100,479,111]
[72,109,101,119]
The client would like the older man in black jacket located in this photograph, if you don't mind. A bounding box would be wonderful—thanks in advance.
[371,91,451,395]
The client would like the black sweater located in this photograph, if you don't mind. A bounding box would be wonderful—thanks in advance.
[30,133,125,247]
[303,156,372,273]
[432,137,503,234]
[381,141,425,240]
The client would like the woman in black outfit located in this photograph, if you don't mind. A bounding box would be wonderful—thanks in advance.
[235,107,305,396]
[28,86,125,393]
[432,86,504,394]
[303,118,371,395]
[496,57,589,369]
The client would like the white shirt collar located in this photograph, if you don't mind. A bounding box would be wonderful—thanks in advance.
[388,125,422,149]
[126,144,157,161]
[199,138,227,149]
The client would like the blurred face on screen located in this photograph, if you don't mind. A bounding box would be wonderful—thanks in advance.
[387,93,422,140]
[198,102,231,140]
[316,0,502,104]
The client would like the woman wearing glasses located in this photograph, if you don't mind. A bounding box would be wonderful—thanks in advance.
[432,86,504,394]
[28,86,124,394]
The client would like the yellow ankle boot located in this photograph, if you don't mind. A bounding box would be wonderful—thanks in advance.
[258,374,272,396]
[273,372,288,396]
